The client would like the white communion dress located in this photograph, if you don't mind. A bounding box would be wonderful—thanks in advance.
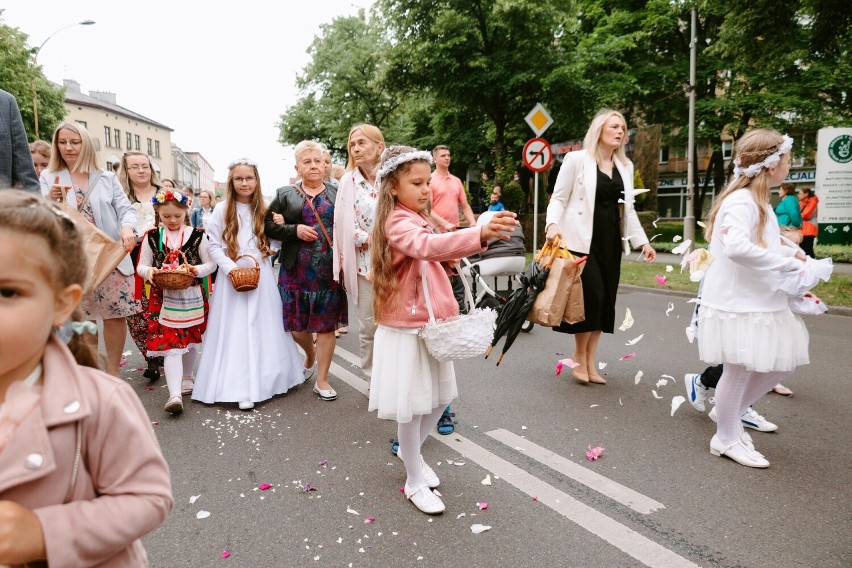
[193,202,304,404]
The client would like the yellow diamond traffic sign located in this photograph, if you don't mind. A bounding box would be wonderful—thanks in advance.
[525,103,553,136]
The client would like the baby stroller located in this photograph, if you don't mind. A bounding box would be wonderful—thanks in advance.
[459,212,534,332]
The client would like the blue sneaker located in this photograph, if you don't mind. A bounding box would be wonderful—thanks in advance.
[684,373,708,412]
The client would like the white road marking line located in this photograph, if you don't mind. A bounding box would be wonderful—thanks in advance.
[486,429,665,514]
[433,433,697,568]
[329,346,698,568]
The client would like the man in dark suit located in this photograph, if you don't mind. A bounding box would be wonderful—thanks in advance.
[0,89,40,192]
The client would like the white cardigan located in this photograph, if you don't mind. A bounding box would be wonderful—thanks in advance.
[545,150,648,255]
[701,189,802,313]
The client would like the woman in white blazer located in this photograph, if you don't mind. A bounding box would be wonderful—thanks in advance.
[41,121,139,376]
[545,109,656,385]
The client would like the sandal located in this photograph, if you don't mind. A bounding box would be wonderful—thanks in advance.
[772,384,793,396]
[390,438,399,456]
[436,407,456,435]
[181,376,195,396]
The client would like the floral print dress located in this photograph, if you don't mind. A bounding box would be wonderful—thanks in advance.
[278,189,348,333]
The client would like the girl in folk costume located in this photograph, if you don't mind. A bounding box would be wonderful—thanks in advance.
[137,189,216,415]
[120,150,165,381]
[193,159,303,411]
[0,191,172,567]
[369,147,518,514]
[698,129,827,468]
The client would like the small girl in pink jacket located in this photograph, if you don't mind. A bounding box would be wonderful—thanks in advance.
[368,147,517,514]
[0,191,173,567]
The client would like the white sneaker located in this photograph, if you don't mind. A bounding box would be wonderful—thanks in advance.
[396,453,440,488]
[710,435,769,468]
[404,482,445,514]
[709,406,777,432]
[740,407,778,432]
[684,373,708,412]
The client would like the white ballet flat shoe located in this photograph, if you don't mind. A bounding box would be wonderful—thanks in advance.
[710,435,769,468]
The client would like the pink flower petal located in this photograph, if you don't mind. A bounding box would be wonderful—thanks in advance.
[586,445,605,461]
[477,502,488,510]
[221,550,230,559]
[532,496,539,502]
[619,352,636,361]
[259,483,272,491]
[318,460,329,467]
[655,274,667,286]
[151,421,160,426]
[364,517,376,524]
[145,386,155,391]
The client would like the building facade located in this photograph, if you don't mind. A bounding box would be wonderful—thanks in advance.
[170,144,200,191]
[61,80,173,179]
[185,152,214,191]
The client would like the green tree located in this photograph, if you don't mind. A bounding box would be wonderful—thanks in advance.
[0,13,66,140]
[277,10,410,156]
[376,0,576,184]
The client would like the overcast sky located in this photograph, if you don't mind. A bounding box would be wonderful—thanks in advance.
[3,0,372,194]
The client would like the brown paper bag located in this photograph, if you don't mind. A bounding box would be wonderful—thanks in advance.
[562,260,585,324]
[527,256,574,326]
[63,204,128,293]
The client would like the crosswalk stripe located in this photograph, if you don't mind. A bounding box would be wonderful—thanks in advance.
[330,346,698,568]
[486,428,665,514]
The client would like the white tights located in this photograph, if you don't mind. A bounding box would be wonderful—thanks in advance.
[397,406,446,488]
[163,350,197,399]
[714,363,791,444]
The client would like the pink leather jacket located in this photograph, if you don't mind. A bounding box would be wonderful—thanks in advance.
[377,205,486,328]
[0,335,173,567]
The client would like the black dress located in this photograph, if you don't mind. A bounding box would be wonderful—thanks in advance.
[554,167,623,335]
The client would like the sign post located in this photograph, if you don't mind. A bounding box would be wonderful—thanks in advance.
[523,103,554,252]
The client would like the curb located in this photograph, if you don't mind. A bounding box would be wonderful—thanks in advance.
[617,284,852,317]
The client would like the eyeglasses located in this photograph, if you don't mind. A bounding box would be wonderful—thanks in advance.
[234,177,256,184]
[127,164,150,171]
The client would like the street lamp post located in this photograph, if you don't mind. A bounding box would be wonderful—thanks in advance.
[31,20,95,138]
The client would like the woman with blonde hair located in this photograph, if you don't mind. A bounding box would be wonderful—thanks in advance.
[40,121,140,376]
[332,124,385,379]
[545,109,655,385]
[119,150,164,380]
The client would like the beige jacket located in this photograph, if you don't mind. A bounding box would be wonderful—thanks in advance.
[0,335,173,567]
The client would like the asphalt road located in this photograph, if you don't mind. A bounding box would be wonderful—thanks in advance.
[129,287,851,567]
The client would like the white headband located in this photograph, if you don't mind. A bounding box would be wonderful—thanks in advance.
[732,134,793,179]
[375,150,433,187]
[228,157,258,169]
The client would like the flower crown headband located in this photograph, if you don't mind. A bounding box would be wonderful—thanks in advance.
[228,157,258,169]
[732,134,793,179]
[375,150,433,187]
[152,189,190,206]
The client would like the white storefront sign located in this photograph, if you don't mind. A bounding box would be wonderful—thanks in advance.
[816,127,852,244]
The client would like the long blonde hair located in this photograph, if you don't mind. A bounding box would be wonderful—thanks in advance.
[583,109,629,166]
[705,129,787,247]
[223,163,270,259]
[370,146,434,321]
[48,121,100,174]
[119,150,162,203]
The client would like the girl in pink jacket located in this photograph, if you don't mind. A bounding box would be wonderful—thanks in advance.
[0,191,173,567]
[368,147,517,514]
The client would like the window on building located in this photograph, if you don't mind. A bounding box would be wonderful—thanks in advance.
[722,140,733,160]
[147,138,153,156]
[77,120,87,129]
[114,129,121,149]
[126,132,132,150]
[134,135,140,151]
[155,141,160,158]
[659,146,670,164]
[104,126,112,148]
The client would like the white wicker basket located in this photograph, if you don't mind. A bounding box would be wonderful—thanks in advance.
[418,263,496,362]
